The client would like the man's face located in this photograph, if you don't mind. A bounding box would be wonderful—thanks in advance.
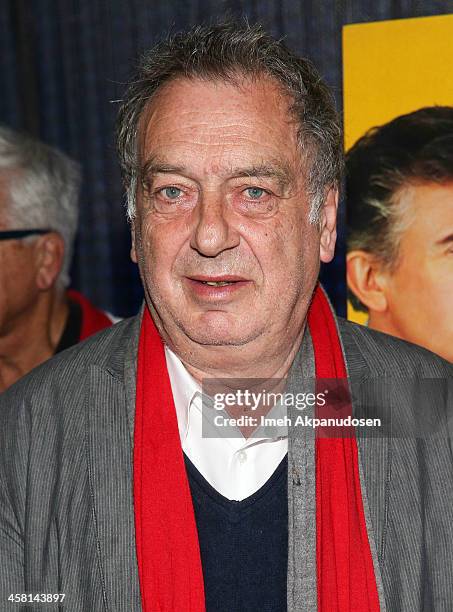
[131,76,336,349]
[378,181,453,361]
[0,210,40,338]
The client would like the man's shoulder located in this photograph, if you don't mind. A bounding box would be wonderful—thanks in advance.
[0,314,140,410]
[336,317,453,378]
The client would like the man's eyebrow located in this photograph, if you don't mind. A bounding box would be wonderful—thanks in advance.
[435,232,453,246]
[140,158,187,179]
[139,158,294,188]
[229,164,294,187]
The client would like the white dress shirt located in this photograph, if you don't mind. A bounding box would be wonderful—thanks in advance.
[164,345,288,501]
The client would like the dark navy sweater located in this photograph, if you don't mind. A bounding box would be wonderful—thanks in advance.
[184,453,288,612]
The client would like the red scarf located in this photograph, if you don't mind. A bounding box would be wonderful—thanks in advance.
[308,286,380,611]
[133,284,380,611]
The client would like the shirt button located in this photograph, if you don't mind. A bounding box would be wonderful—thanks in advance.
[237,450,247,464]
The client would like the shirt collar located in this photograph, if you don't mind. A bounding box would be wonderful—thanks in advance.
[164,344,290,446]
[164,344,200,441]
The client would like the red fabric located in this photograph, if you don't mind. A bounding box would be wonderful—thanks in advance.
[134,308,205,612]
[133,283,380,611]
[308,286,380,611]
[67,289,113,340]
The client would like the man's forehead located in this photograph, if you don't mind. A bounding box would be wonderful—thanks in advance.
[134,76,304,188]
[395,181,453,243]
[137,75,298,143]
[142,72,291,113]
[398,180,453,210]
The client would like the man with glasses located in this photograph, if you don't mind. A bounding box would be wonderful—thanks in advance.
[0,126,114,392]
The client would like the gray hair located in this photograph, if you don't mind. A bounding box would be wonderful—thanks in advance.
[0,126,81,288]
[117,20,342,224]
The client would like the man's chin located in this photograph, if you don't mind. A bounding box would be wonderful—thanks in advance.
[180,315,262,347]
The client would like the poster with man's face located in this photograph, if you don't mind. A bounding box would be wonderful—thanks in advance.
[343,14,453,362]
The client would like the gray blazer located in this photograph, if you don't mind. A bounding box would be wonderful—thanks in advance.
[1,313,453,611]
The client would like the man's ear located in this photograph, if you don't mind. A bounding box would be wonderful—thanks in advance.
[130,220,138,264]
[346,250,388,312]
[319,187,338,263]
[34,232,65,291]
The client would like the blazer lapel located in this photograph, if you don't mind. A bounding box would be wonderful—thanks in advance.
[84,315,143,611]
[287,327,318,612]
[336,320,389,611]
[123,307,142,445]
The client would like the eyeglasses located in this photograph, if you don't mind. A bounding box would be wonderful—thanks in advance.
[0,229,53,241]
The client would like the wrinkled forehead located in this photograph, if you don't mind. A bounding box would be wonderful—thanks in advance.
[136,75,302,172]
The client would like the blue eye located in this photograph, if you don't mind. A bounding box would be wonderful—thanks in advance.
[245,187,265,199]
[163,186,182,199]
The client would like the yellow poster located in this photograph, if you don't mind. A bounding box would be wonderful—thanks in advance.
[343,15,453,363]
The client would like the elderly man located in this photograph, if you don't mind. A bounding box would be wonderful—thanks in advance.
[1,22,453,612]
[346,106,453,361]
[0,127,114,391]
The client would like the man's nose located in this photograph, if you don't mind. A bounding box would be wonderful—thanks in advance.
[190,192,240,256]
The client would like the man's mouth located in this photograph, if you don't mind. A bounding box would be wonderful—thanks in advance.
[201,281,233,286]
[184,275,250,299]
[187,275,247,285]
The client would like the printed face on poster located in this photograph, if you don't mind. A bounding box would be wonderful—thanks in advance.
[343,14,453,362]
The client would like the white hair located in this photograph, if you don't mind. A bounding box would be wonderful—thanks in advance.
[0,126,81,288]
